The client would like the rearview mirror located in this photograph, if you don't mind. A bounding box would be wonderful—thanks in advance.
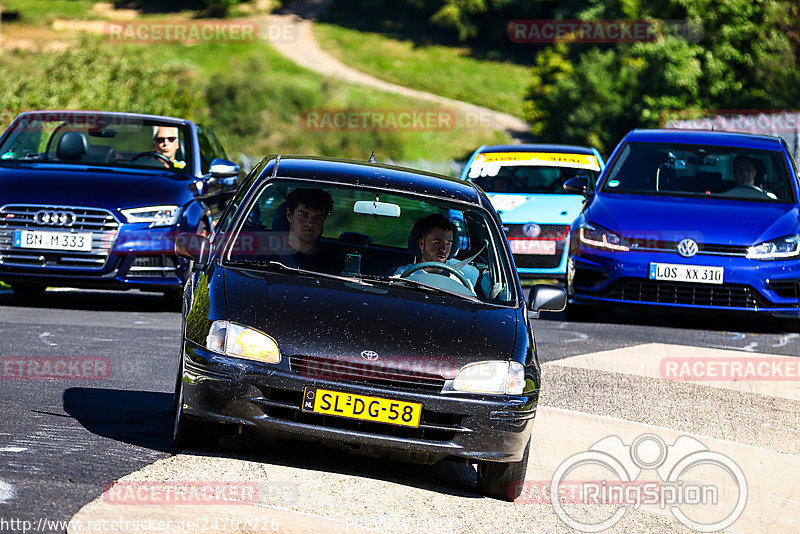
[175,233,211,266]
[563,176,589,195]
[353,200,401,218]
[209,158,240,178]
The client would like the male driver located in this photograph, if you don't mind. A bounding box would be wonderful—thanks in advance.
[733,155,757,186]
[152,126,186,169]
[283,188,337,273]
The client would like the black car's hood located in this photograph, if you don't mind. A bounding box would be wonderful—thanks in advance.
[0,163,193,210]
[222,267,519,379]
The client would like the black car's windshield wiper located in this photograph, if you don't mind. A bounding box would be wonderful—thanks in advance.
[382,275,481,302]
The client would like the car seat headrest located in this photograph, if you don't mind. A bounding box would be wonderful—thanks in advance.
[56,132,89,161]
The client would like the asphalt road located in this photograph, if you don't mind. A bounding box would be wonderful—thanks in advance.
[0,288,798,533]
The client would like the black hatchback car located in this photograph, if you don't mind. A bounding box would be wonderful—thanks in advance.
[173,155,566,500]
[0,110,240,300]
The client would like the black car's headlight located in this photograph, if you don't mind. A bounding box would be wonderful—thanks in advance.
[746,235,800,260]
[206,320,281,364]
[120,205,181,227]
[577,223,630,252]
[452,361,525,395]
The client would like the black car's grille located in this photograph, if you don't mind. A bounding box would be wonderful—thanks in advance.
[127,255,178,278]
[0,204,118,270]
[253,387,467,443]
[288,355,446,392]
[602,278,774,308]
[504,223,569,240]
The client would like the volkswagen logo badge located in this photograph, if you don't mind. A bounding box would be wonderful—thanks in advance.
[360,350,379,361]
[522,223,541,238]
[677,238,699,258]
[34,210,76,227]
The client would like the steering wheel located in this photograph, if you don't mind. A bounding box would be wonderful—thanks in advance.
[130,151,171,166]
[400,262,472,289]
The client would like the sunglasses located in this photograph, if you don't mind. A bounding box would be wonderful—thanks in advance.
[154,136,177,143]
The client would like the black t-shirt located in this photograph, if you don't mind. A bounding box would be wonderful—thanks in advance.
[286,243,339,274]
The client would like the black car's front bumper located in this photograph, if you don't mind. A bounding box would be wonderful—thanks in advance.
[180,344,538,464]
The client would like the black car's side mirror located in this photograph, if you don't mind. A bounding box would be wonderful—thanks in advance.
[209,158,240,179]
[563,176,590,196]
[527,284,567,319]
[175,233,211,266]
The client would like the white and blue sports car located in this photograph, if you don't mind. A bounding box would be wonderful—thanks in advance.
[460,144,605,280]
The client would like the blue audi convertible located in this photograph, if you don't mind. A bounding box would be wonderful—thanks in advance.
[460,144,604,281]
[567,129,800,324]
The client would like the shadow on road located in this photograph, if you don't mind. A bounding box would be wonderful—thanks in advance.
[0,289,179,313]
[63,387,174,453]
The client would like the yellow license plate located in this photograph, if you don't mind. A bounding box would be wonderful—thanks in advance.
[301,387,422,428]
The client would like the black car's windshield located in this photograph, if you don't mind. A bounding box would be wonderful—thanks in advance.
[0,112,193,174]
[601,142,795,202]
[466,151,601,194]
[222,179,516,305]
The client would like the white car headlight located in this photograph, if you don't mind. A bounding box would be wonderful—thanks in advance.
[452,361,526,395]
[746,235,800,260]
[206,320,280,364]
[120,205,181,227]
[578,224,630,252]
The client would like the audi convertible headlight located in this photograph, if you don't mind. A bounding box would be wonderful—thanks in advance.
[746,235,800,260]
[578,224,630,252]
[206,320,281,364]
[452,361,525,395]
[120,205,180,227]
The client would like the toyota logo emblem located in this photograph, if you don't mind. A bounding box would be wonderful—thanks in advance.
[677,238,699,258]
[522,223,541,238]
[34,210,76,227]
[360,350,379,361]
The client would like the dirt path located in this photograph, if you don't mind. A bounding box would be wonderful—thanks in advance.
[266,3,531,141]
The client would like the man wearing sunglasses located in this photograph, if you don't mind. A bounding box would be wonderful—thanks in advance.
[152,126,186,169]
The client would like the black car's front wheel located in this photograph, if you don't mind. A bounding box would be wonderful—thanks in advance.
[476,438,531,501]
[173,360,221,452]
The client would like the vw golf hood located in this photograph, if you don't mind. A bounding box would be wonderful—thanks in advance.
[222,268,520,379]
[588,193,799,245]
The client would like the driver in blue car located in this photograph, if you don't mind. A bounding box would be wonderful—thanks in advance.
[152,126,186,169]
[394,214,476,290]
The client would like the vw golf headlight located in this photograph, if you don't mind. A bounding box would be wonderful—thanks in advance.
[578,224,630,252]
[206,320,281,364]
[452,361,526,395]
[746,235,800,260]
[120,205,181,227]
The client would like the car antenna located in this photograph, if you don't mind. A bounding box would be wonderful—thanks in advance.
[369,151,376,164]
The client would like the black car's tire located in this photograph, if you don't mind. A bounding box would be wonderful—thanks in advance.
[477,438,530,501]
[172,361,221,453]
[10,283,46,296]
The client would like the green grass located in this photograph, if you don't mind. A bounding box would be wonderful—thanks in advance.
[314,23,531,119]
[2,0,100,25]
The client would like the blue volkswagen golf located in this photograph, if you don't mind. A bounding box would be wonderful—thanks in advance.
[567,129,800,324]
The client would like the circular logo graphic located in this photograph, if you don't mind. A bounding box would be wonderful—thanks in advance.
[360,350,379,361]
[677,238,699,258]
[523,223,541,238]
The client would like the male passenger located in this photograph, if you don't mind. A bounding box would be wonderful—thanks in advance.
[283,188,337,273]
[152,126,186,169]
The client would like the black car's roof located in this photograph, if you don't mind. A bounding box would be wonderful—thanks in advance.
[477,144,598,155]
[259,155,482,204]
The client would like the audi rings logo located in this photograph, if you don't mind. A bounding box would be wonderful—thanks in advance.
[360,350,379,361]
[677,238,699,258]
[34,210,76,227]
